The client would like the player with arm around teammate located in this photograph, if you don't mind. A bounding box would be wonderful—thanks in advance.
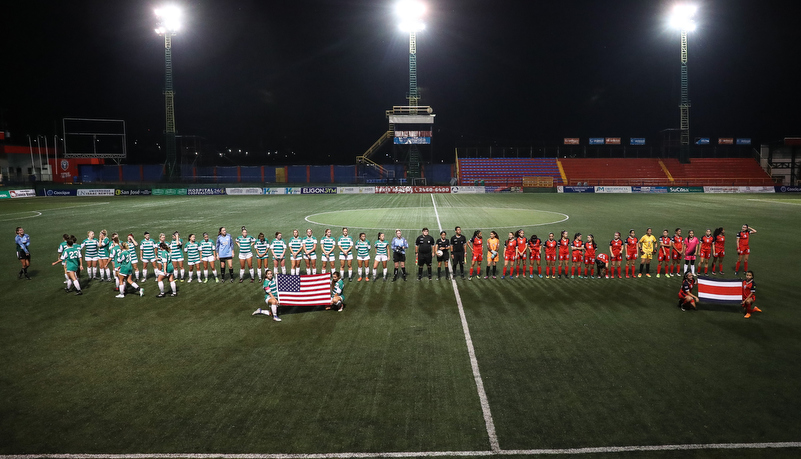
[199,232,219,283]
[156,242,178,297]
[97,229,112,282]
[52,235,83,295]
[139,231,158,282]
[355,232,372,281]
[115,242,144,299]
[251,268,281,322]
[735,224,757,276]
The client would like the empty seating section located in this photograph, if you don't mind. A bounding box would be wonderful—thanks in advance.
[559,158,668,186]
[662,158,774,186]
[458,158,563,187]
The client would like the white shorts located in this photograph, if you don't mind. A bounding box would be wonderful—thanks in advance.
[188,261,200,266]
[291,254,303,261]
[171,257,184,263]
[202,256,216,263]
[375,254,388,262]
[99,256,110,261]
[357,255,370,262]
[141,257,156,263]
[304,252,317,260]
[321,254,335,262]
[85,256,99,262]
[339,253,353,260]
[239,253,253,260]
[154,269,164,277]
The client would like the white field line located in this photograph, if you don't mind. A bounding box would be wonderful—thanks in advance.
[2,441,800,459]
[747,198,801,205]
[431,194,501,453]
[0,202,111,221]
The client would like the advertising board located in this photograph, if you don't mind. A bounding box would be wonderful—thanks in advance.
[115,189,152,196]
[775,186,801,193]
[77,189,115,197]
[718,138,734,145]
[450,186,485,194]
[564,138,580,145]
[736,138,752,145]
[605,137,621,145]
[696,138,710,145]
[631,186,668,193]
[0,191,10,199]
[43,189,77,197]
[630,138,646,145]
[375,186,451,194]
[738,186,774,193]
[225,188,263,195]
[300,187,337,194]
[703,186,739,194]
[337,187,375,194]
[10,189,37,198]
[589,138,604,145]
[668,187,704,193]
[152,188,188,196]
[558,186,595,193]
[594,186,631,193]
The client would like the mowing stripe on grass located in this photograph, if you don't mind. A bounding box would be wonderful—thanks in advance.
[747,198,801,205]
[431,194,501,453]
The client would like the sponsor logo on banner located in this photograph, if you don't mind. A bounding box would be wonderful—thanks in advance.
[393,137,431,144]
[10,189,37,198]
[337,187,375,194]
[225,188,263,195]
[285,188,302,195]
[696,138,710,145]
[77,189,114,197]
[60,159,69,171]
[187,188,224,196]
[115,189,152,196]
[563,138,580,145]
[703,186,739,194]
[152,188,188,196]
[718,138,734,145]
[668,187,704,193]
[263,188,285,195]
[414,186,451,194]
[630,138,646,146]
[376,186,412,194]
[0,190,10,199]
[738,186,775,193]
[632,186,668,193]
[605,137,621,145]
[594,186,631,193]
[589,138,604,145]
[451,186,485,194]
[736,138,751,145]
[45,189,77,197]
[301,187,337,194]
[561,186,595,193]
[776,186,801,193]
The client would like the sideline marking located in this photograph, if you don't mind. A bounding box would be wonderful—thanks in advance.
[2,441,799,458]
[305,207,568,231]
[431,194,500,452]
[747,198,801,206]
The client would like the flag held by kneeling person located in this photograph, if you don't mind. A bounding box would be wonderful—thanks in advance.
[276,273,331,306]
[697,277,741,304]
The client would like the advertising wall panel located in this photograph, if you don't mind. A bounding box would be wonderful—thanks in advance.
[594,186,632,193]
[77,189,114,197]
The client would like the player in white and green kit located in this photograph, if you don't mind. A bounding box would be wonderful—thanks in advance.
[97,229,112,281]
[251,269,281,322]
[170,232,185,282]
[338,227,354,281]
[156,242,177,297]
[126,233,140,281]
[372,232,390,281]
[57,233,71,284]
[81,230,100,281]
[254,232,271,281]
[355,232,372,281]
[199,232,219,283]
[52,236,83,295]
[288,229,303,275]
[109,234,122,291]
[139,232,159,282]
[236,226,257,283]
[303,228,318,275]
[184,234,202,283]
[115,242,143,299]
[271,232,287,275]
[331,271,345,312]
[320,228,336,274]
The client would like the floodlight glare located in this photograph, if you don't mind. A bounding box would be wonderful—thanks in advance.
[669,4,697,31]
[396,1,425,32]
[155,5,182,35]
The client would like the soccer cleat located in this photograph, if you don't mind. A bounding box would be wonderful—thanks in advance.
[530,275,534,279]
[428,276,432,280]
[558,275,562,279]
[75,291,83,296]
[645,274,651,278]
[18,272,23,279]
[273,315,282,322]
[180,279,184,283]
[139,288,145,297]
[468,276,472,280]
[230,278,234,283]
[251,308,262,316]
[417,277,421,281]
[64,287,71,293]
[666,273,671,278]
[25,275,31,280]
[358,277,363,282]
[157,293,166,298]
[681,306,686,312]
[501,275,505,279]
[215,278,220,283]
[250,279,255,283]
[626,275,630,279]
[539,274,543,278]
[734,271,738,276]
[638,273,642,278]
[753,307,763,313]
[365,277,370,282]
[711,271,717,276]
[719,271,725,275]
[744,313,751,319]
[187,279,193,283]
[170,292,177,297]
[403,275,407,281]
[493,276,497,279]
[115,294,125,299]
[239,278,244,283]
[484,276,489,279]
[656,274,661,278]
[338,304,344,312]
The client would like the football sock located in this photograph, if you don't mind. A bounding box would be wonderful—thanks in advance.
[180,269,185,279]
[428,266,432,277]
[249,268,255,279]
[196,270,202,281]
[445,267,450,278]
[130,281,139,290]
[359,267,364,277]
[639,264,644,274]
[394,268,398,277]
[438,267,442,278]
[401,267,406,276]
[348,269,353,278]
[374,268,378,277]
[281,267,286,274]
[240,269,245,279]
[73,279,81,291]
[66,279,73,290]
[221,266,226,278]
[492,265,497,275]
[105,268,111,279]
[143,267,148,280]
[503,266,507,276]
[418,267,423,278]
[690,263,696,275]
[617,267,622,277]
[135,270,140,280]
[469,267,474,276]
[271,304,278,316]
[204,269,208,279]
[744,261,748,271]
[646,264,650,274]
[170,281,177,293]
[158,281,165,293]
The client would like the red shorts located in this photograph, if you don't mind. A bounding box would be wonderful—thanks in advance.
[472,252,483,262]
[610,253,622,262]
[713,250,725,258]
[545,253,556,262]
[571,252,582,263]
[671,251,682,260]
[700,248,712,259]
[530,252,541,261]
[679,291,694,300]
[658,250,670,262]
[558,252,570,261]
[738,248,750,255]
[583,256,595,264]
[516,251,527,261]
[626,251,638,261]
[743,295,756,303]
[504,251,515,262]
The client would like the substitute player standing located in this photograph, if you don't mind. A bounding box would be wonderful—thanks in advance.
[638,227,656,278]
[734,224,757,276]
[450,226,467,280]
[415,227,435,281]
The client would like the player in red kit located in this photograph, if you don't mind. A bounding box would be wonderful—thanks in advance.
[501,232,516,279]
[468,230,483,280]
[609,232,623,279]
[528,234,542,278]
[709,227,726,275]
[656,229,672,278]
[678,271,698,311]
[513,229,527,278]
[544,233,557,278]
[583,234,597,278]
[734,224,757,276]
[557,230,570,279]
[570,233,585,278]
[624,229,638,279]
[670,228,684,276]
[698,229,714,275]
[741,270,761,318]
[595,252,609,278]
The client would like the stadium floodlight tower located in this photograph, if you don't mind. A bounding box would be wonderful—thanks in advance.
[670,4,697,164]
[396,0,425,114]
[155,5,182,179]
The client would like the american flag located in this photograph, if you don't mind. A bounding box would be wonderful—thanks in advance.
[275,273,332,306]
[698,277,741,304]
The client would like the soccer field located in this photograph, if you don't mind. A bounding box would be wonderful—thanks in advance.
[1,193,800,458]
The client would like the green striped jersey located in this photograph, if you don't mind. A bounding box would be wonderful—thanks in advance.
[158,249,173,271]
[303,236,317,251]
[140,238,158,258]
[271,239,287,258]
[61,246,81,271]
[97,237,110,257]
[356,240,371,257]
[237,236,256,254]
[58,240,68,254]
[184,242,201,263]
[118,249,132,267]
[333,279,344,300]
[110,244,122,263]
[82,238,99,257]
[374,240,389,256]
[263,278,278,300]
[338,236,353,252]
[127,240,139,262]
[255,239,271,258]
[199,240,215,257]
[321,236,336,254]
[169,239,184,259]
[288,237,303,255]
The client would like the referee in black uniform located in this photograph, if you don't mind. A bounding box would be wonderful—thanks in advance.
[436,231,451,280]
[450,226,467,279]
[415,227,435,280]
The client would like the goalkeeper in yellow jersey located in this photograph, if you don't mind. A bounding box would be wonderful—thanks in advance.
[638,227,657,278]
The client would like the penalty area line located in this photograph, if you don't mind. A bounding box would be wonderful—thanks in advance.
[431,194,501,453]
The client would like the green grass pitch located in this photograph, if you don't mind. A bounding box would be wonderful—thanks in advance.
[1,193,800,458]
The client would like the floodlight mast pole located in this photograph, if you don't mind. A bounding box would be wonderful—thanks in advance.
[679,29,690,163]
[156,7,180,180]
[408,30,419,114]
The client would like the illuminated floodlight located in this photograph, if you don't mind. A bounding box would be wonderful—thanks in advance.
[155,5,182,35]
[396,1,426,32]
[669,4,697,31]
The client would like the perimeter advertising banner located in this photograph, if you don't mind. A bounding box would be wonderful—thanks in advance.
[738,186,775,193]
[394,137,431,145]
[42,189,77,197]
[152,188,188,196]
[736,138,752,145]
[301,187,337,194]
[450,186,486,194]
[0,191,10,199]
[630,138,646,146]
[589,138,604,145]
[605,137,621,145]
[77,189,114,197]
[10,189,37,198]
[703,186,740,194]
[115,189,152,196]
[225,188,263,195]
[337,187,376,194]
[696,138,710,145]
[185,188,223,196]
[594,186,632,193]
[775,186,801,193]
[564,138,580,145]
[718,138,734,145]
[557,186,595,193]
[668,187,704,193]
[632,186,668,193]
[375,186,451,194]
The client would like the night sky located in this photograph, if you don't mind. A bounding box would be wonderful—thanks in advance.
[3,0,800,164]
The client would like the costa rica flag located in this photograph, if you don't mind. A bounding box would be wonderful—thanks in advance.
[697,277,741,304]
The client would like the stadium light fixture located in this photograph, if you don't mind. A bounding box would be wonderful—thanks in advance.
[669,4,697,31]
[155,5,182,35]
[396,0,426,32]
